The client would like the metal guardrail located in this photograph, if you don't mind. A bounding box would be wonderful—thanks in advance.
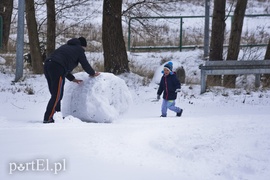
[199,60,270,93]
[128,14,270,51]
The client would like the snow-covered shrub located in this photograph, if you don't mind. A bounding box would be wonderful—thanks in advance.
[0,56,6,65]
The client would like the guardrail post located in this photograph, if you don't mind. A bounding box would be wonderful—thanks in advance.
[200,69,206,94]
[255,74,260,87]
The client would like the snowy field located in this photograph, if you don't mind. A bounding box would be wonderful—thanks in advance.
[1,1,270,179]
[1,50,270,180]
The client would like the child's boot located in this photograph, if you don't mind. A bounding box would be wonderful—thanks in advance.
[176,109,183,117]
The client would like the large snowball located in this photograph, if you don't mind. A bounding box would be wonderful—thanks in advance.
[62,72,132,123]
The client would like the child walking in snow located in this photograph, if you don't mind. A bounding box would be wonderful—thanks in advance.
[157,62,183,117]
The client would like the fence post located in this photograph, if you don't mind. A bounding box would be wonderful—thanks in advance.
[180,17,183,52]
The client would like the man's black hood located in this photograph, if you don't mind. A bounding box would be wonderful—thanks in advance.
[67,38,81,46]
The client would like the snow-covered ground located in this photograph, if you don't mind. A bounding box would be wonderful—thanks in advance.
[1,1,270,179]
[1,50,270,180]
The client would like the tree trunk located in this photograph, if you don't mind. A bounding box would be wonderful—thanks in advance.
[102,0,129,75]
[25,0,43,74]
[262,39,270,87]
[0,0,13,52]
[207,0,226,86]
[46,0,56,57]
[225,0,247,88]
[265,39,270,60]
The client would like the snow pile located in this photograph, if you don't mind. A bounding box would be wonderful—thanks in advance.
[53,111,83,124]
[62,72,132,123]
[0,56,6,64]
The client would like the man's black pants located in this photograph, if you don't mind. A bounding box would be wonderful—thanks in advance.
[43,60,65,122]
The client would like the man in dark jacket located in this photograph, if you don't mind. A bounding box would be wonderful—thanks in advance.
[43,37,100,123]
[157,62,183,117]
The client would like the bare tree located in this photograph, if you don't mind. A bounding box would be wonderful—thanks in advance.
[46,0,56,57]
[0,0,13,52]
[225,0,248,88]
[102,0,129,74]
[54,0,90,36]
[122,0,183,43]
[207,0,226,86]
[25,0,43,74]
[32,0,90,55]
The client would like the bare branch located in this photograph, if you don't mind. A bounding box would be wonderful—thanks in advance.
[122,0,146,16]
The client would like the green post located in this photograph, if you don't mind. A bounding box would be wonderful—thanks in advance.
[179,18,183,52]
[0,16,3,49]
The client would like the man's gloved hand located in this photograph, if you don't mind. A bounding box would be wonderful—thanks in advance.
[73,79,83,84]
[175,89,181,93]
[89,72,100,77]
[157,95,160,100]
